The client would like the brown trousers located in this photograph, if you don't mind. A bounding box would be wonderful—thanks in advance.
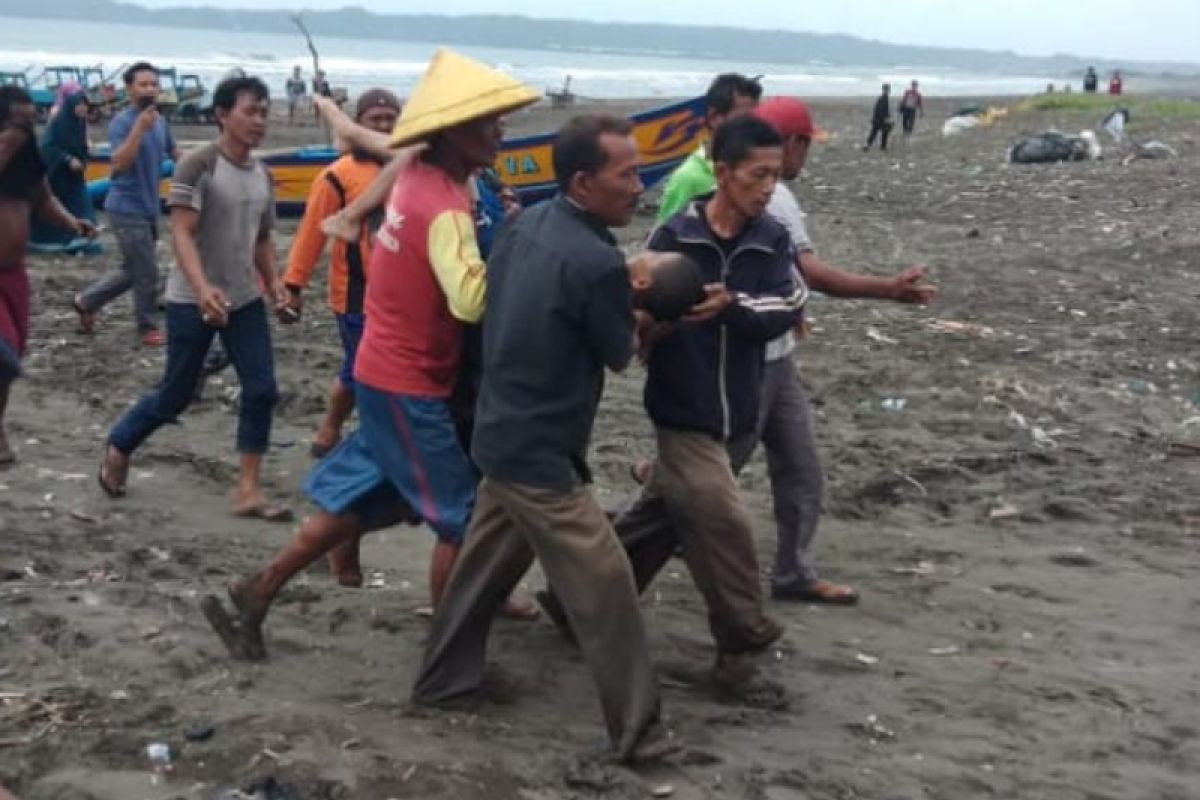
[616,427,781,655]
[412,477,661,760]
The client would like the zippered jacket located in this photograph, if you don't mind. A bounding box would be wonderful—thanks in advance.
[644,200,808,440]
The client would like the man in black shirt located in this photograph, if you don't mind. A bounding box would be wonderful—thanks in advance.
[864,83,893,151]
[413,115,701,763]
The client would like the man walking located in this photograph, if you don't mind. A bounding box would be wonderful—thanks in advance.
[97,75,291,521]
[1,86,97,464]
[864,83,893,151]
[199,50,543,660]
[611,115,806,706]
[738,97,935,601]
[74,62,179,345]
[285,66,306,125]
[281,88,401,458]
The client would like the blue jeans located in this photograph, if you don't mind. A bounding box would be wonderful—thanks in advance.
[109,300,279,455]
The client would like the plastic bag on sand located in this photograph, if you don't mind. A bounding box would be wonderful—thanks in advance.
[1133,141,1177,159]
[942,115,981,136]
[1101,108,1130,143]
[1008,130,1100,164]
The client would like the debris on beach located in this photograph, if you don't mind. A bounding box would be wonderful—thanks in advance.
[1008,130,1101,164]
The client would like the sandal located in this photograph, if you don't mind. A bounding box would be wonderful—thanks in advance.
[712,667,790,710]
[97,448,128,498]
[231,496,294,523]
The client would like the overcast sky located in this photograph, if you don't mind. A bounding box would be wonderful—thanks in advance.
[138,0,1195,63]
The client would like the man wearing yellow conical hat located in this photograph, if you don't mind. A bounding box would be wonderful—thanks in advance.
[201,49,540,658]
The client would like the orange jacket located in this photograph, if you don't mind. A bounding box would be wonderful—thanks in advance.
[284,154,382,315]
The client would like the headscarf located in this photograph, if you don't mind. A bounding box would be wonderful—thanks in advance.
[40,90,89,173]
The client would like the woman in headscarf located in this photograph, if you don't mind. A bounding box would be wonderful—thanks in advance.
[29,88,100,254]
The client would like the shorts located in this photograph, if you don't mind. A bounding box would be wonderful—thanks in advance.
[335,312,365,388]
[0,265,30,383]
[303,383,476,543]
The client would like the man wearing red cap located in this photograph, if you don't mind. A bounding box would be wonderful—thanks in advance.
[741,96,936,602]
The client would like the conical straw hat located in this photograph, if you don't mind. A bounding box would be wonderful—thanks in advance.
[390,48,540,147]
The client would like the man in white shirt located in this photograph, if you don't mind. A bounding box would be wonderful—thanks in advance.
[734,97,937,603]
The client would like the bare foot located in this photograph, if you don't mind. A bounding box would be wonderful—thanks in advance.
[0,429,13,467]
[201,579,269,661]
[72,294,97,334]
[327,537,363,588]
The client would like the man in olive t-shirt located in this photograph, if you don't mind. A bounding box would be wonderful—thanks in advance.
[100,75,292,521]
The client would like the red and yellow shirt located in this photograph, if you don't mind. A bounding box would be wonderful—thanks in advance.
[353,159,486,397]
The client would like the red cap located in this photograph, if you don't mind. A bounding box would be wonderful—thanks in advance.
[753,97,821,140]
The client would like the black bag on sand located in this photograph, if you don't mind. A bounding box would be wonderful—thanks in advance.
[1009,131,1090,164]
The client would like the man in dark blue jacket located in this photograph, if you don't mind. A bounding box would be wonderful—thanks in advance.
[618,115,807,706]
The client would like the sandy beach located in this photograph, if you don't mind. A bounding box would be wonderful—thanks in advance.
[2,94,1199,799]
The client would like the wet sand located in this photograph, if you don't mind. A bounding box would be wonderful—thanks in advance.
[2,96,1200,799]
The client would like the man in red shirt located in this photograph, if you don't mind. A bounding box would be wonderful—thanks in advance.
[202,50,541,660]
[900,80,924,137]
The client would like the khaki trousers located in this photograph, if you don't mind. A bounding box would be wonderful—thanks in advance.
[412,477,661,760]
[616,427,781,655]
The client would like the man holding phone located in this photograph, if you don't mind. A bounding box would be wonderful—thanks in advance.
[74,62,180,345]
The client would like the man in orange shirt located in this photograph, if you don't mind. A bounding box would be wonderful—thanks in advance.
[281,88,401,458]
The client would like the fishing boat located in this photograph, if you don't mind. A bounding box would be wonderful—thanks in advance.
[86,96,706,215]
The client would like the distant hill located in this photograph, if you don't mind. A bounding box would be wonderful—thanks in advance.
[3,0,1198,77]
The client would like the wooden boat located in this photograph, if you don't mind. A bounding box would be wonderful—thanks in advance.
[86,96,706,216]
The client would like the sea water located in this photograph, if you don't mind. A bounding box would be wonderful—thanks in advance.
[0,15,1055,99]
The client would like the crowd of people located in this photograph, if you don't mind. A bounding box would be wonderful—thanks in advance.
[0,48,939,762]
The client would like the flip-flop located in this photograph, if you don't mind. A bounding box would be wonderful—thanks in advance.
[773,579,860,606]
[97,458,126,498]
[200,594,248,660]
[232,502,294,523]
[713,672,790,710]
